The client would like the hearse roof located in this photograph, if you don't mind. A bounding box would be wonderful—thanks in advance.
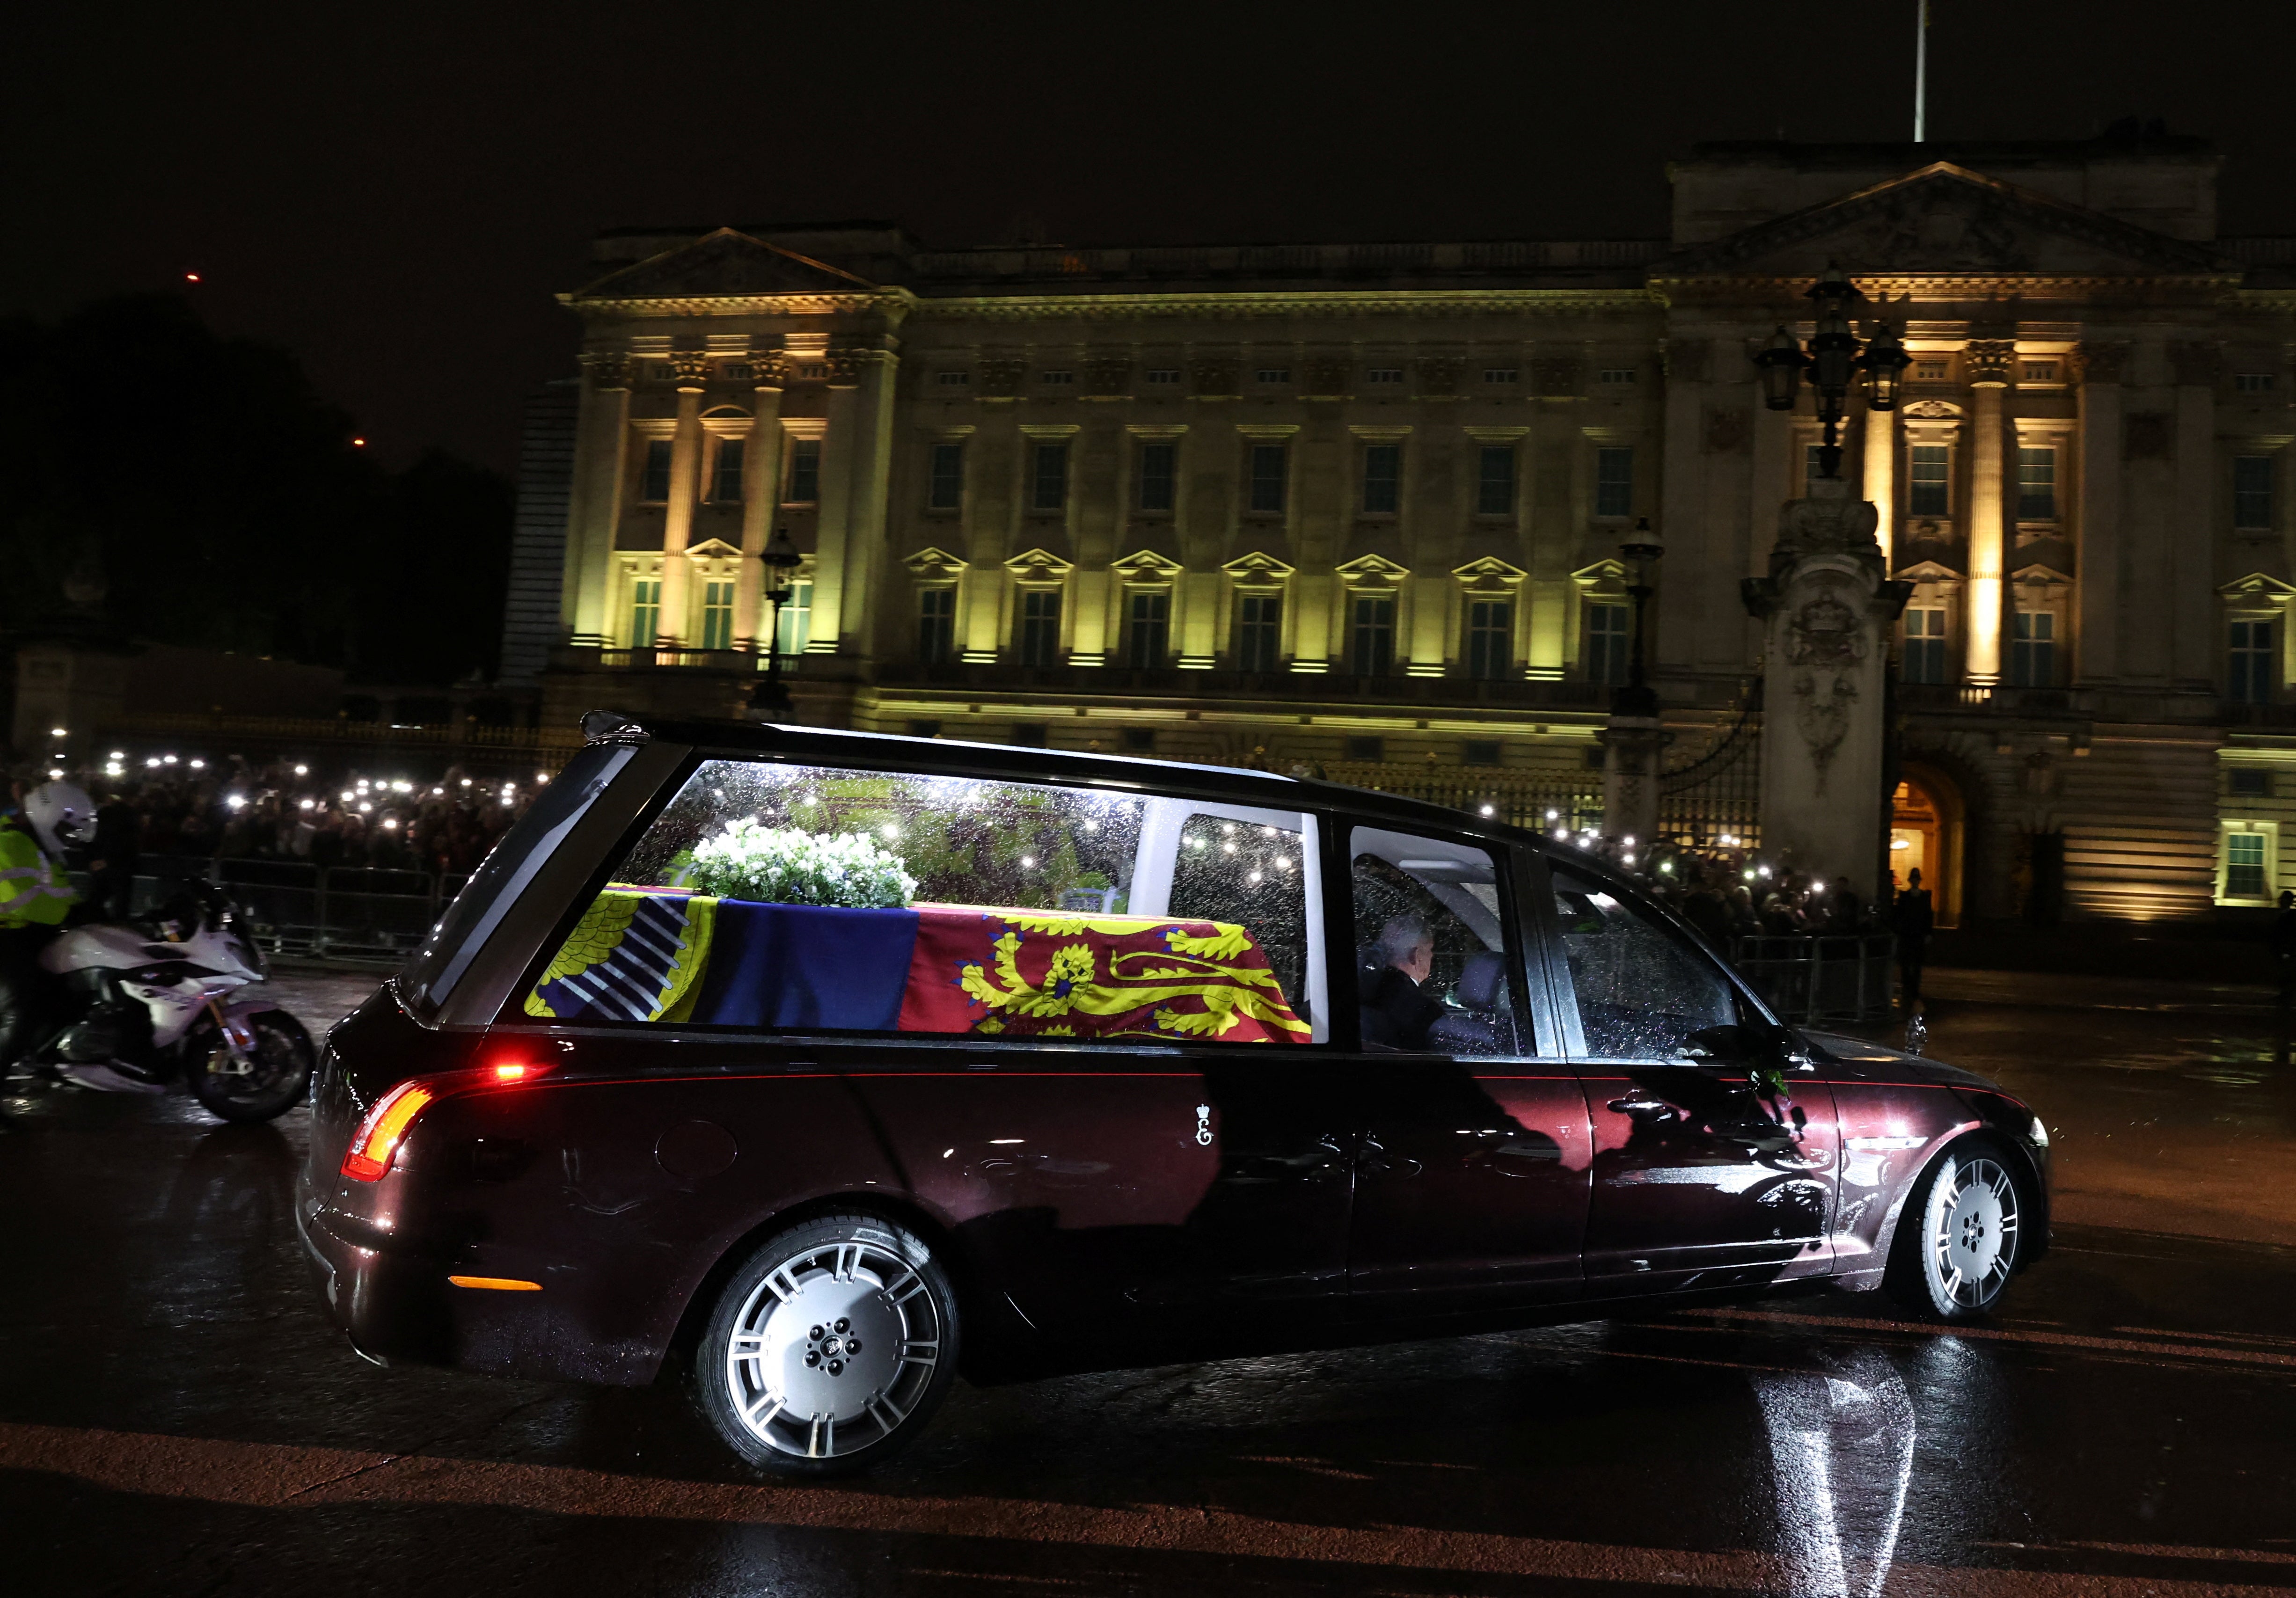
[579,710,1532,845]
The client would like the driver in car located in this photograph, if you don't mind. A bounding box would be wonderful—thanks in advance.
[1359,913,1445,1051]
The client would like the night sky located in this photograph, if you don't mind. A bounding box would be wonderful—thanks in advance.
[13,1,2294,476]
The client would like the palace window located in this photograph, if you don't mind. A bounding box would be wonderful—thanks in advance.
[1594,446,1634,518]
[1367,367,1404,385]
[1477,445,1516,516]
[1483,367,1519,384]
[786,438,821,505]
[1598,368,1637,386]
[1915,359,1949,379]
[1466,599,1513,681]
[1018,589,1062,666]
[774,580,813,657]
[1361,443,1401,514]
[1145,368,1181,385]
[1126,591,1170,668]
[2018,445,2057,519]
[640,439,673,503]
[1039,370,1074,386]
[628,578,660,648]
[1902,607,1948,684]
[1255,367,1291,385]
[1235,593,1281,672]
[1908,445,1950,517]
[2010,611,2056,688]
[710,439,745,503]
[1249,444,1287,514]
[935,370,971,388]
[2231,768,2273,797]
[2219,821,2276,903]
[2237,372,2277,393]
[1350,596,1396,676]
[700,581,735,651]
[928,442,964,510]
[2235,455,2274,530]
[917,588,956,664]
[2229,618,2275,704]
[1585,603,1630,685]
[1137,442,1177,512]
[2022,362,2058,382]
[1031,442,1069,512]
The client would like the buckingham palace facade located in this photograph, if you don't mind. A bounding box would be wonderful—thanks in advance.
[519,131,2296,927]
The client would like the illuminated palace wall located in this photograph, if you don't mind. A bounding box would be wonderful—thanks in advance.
[535,133,2296,925]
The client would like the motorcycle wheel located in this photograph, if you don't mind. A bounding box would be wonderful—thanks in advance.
[190,1011,314,1124]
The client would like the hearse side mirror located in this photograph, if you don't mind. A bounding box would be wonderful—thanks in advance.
[1678,1024,1751,1063]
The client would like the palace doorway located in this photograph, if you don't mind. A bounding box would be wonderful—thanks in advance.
[1892,766,1963,928]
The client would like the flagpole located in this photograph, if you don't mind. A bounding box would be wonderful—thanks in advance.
[1914,0,1930,142]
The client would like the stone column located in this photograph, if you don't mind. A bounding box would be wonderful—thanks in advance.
[565,356,632,643]
[806,329,903,661]
[656,356,710,647]
[2171,340,2222,688]
[2073,342,2126,683]
[1963,340,2014,684]
[1599,716,1666,848]
[1861,397,1897,566]
[1744,478,1908,899]
[733,355,787,650]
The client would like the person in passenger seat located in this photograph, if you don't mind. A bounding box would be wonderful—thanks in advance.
[1359,914,1444,1050]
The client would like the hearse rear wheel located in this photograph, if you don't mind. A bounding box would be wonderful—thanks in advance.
[1887,1138,2026,1320]
[697,1213,960,1476]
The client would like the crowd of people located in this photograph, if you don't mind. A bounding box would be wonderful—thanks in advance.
[1572,830,1936,1004]
[60,756,542,905]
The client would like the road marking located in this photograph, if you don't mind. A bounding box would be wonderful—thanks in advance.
[0,1421,2289,1593]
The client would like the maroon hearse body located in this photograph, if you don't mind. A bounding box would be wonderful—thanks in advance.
[296,715,2048,1469]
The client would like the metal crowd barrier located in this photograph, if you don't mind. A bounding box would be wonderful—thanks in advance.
[68,855,461,962]
[1729,934,1898,1024]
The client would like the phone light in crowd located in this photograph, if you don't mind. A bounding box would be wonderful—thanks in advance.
[352,438,366,448]
[460,778,472,788]
[226,794,245,810]
[358,802,373,814]
[185,272,201,283]
[145,758,161,769]
[340,790,355,803]
[47,768,62,780]
[108,751,123,760]
[1758,865,1773,878]
[432,786,444,795]
[1479,804,1495,817]
[300,799,315,811]
[49,727,66,739]
[1744,869,1757,881]
[1555,828,1569,841]
[1622,853,1637,866]
[294,765,309,776]
[1546,809,1559,820]
[162,754,177,766]
[1658,860,1674,873]
[382,817,398,830]
[1622,836,1635,848]
[536,772,549,784]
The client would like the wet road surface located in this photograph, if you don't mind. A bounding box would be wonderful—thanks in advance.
[3,965,2293,1596]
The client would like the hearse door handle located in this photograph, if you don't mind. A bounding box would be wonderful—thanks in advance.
[1607,1094,1677,1118]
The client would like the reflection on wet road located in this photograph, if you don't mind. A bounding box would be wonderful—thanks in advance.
[2,965,2292,1595]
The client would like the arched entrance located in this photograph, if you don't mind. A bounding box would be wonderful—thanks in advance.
[1893,764,1964,928]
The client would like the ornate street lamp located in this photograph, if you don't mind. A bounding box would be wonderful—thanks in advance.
[1615,516,1665,717]
[748,526,804,718]
[1754,263,1911,480]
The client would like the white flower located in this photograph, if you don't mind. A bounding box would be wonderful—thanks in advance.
[685,819,918,909]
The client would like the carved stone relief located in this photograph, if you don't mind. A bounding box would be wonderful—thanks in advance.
[1964,339,2016,387]
[1530,357,1582,397]
[1085,356,1132,395]
[585,355,631,390]
[669,352,714,389]
[1784,576,1869,795]
[1416,357,1462,396]
[2072,341,2129,385]
[977,359,1027,398]
[1189,360,1238,397]
[1704,406,1749,454]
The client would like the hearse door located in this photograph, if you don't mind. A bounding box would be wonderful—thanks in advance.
[1543,864,1835,1297]
[1340,824,1591,1316]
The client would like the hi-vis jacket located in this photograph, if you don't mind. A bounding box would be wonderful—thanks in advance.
[0,814,75,930]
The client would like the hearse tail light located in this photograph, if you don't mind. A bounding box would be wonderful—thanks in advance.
[341,1062,552,1182]
[343,1080,436,1181]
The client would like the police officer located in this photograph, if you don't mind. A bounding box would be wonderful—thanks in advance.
[0,773,92,1109]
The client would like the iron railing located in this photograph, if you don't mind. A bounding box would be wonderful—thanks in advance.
[1729,934,1898,1024]
[72,856,462,961]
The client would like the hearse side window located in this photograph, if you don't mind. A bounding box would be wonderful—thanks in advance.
[1349,826,1525,1056]
[520,759,1326,1045]
[1550,866,1736,1060]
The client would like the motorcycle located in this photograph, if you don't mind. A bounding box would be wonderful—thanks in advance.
[7,881,315,1124]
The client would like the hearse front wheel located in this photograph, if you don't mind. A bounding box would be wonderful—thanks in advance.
[698,1213,960,1476]
[1887,1138,2026,1319]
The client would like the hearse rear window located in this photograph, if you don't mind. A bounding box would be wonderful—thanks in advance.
[521,759,1327,1044]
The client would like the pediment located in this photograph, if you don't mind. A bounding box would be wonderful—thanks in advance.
[1895,559,1964,582]
[1111,549,1183,582]
[1659,163,2231,280]
[683,538,743,559]
[1222,549,1296,583]
[1571,558,1627,591]
[903,545,968,580]
[2220,571,2296,600]
[570,228,879,305]
[1453,555,1528,589]
[2010,563,2075,588]
[1336,553,1410,586]
[1004,547,1074,582]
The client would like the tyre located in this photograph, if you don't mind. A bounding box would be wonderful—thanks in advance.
[189,1010,314,1124]
[1887,1138,2027,1318]
[697,1212,960,1476]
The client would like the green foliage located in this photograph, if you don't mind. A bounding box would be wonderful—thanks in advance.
[686,820,918,908]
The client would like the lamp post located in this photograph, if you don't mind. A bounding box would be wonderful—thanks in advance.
[748,526,803,718]
[1754,263,1911,481]
[1615,516,1665,717]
